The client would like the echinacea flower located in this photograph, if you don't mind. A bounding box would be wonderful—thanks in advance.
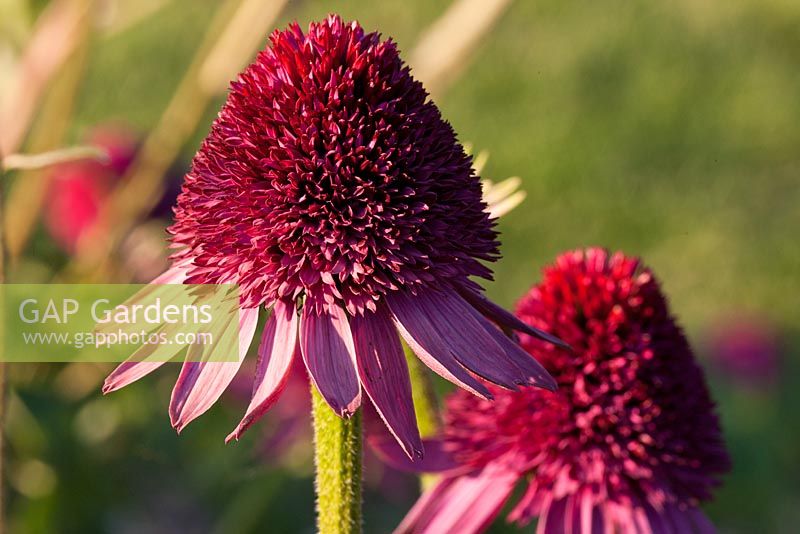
[44,125,180,254]
[103,15,563,459]
[44,127,138,252]
[379,248,730,532]
[706,315,780,389]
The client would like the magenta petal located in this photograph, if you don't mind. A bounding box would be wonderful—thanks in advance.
[689,508,716,534]
[480,317,557,391]
[392,287,546,391]
[227,300,298,442]
[641,504,669,534]
[387,290,492,399]
[103,360,166,394]
[300,304,361,417]
[103,324,178,393]
[397,465,519,534]
[394,478,457,534]
[169,306,259,432]
[578,493,603,533]
[150,260,191,284]
[351,305,422,459]
[369,435,461,474]
[457,285,570,350]
[665,504,693,533]
[433,288,553,390]
[538,497,568,534]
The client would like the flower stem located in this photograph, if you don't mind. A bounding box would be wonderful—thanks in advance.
[405,345,441,438]
[404,345,442,490]
[311,386,362,534]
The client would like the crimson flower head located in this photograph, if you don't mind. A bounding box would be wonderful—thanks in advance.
[104,15,562,458]
[386,248,730,532]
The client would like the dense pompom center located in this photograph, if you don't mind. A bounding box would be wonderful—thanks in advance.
[443,249,729,512]
[169,16,498,313]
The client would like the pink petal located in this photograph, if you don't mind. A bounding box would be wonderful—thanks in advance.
[150,260,191,284]
[102,324,182,393]
[436,288,556,390]
[368,435,461,474]
[395,477,457,534]
[688,508,716,534]
[103,346,166,394]
[457,285,570,350]
[479,317,557,391]
[300,304,361,417]
[396,464,519,534]
[429,291,524,389]
[392,287,549,391]
[579,492,602,534]
[387,289,492,399]
[103,360,167,394]
[169,306,259,432]
[641,504,669,534]
[538,497,568,534]
[665,504,693,533]
[226,300,298,442]
[351,305,422,459]
[562,495,580,534]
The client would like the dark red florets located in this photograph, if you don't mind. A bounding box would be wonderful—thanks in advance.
[169,15,498,313]
[442,248,730,522]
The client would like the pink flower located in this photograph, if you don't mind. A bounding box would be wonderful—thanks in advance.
[44,126,138,252]
[706,315,780,388]
[103,16,562,458]
[379,248,730,532]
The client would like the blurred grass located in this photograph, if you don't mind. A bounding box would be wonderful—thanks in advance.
[8,0,800,532]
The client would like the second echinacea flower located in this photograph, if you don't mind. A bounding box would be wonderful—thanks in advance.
[381,248,730,532]
[103,15,563,459]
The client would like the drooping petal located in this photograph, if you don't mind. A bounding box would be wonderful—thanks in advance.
[102,323,187,393]
[394,477,457,534]
[227,300,298,442]
[300,304,361,417]
[391,287,547,391]
[537,497,568,534]
[479,316,557,391]
[351,305,422,458]
[169,306,259,432]
[433,287,554,390]
[387,289,492,399]
[688,508,716,534]
[457,285,570,350]
[395,464,519,534]
[103,350,168,394]
[150,259,192,284]
[665,504,693,533]
[578,491,603,534]
[369,435,461,474]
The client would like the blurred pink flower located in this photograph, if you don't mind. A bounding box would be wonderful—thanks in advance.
[44,126,137,252]
[104,16,563,458]
[377,248,730,533]
[706,316,780,388]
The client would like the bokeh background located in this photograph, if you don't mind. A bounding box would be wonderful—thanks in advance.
[1,0,798,532]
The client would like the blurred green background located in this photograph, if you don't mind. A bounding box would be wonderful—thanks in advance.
[2,0,799,532]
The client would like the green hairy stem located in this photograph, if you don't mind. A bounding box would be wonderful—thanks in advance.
[312,386,363,534]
